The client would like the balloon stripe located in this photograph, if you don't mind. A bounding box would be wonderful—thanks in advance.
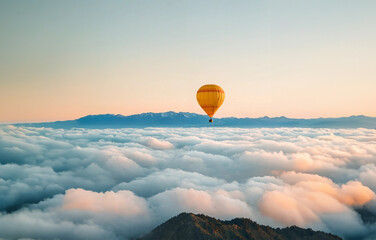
[197,90,224,93]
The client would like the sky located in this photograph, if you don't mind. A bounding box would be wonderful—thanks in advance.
[1,126,376,239]
[1,0,376,123]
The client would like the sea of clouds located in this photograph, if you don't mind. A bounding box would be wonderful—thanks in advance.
[0,126,376,239]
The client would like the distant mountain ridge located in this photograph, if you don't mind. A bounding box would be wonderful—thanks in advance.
[14,111,376,129]
[138,212,342,240]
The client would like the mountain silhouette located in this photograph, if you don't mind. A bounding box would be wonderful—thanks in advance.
[138,212,342,240]
[14,111,376,129]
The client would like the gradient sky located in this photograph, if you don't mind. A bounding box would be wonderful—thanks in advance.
[1,0,375,123]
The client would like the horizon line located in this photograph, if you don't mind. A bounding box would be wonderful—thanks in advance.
[1,111,374,125]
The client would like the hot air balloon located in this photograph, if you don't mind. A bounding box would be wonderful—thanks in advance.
[196,84,225,122]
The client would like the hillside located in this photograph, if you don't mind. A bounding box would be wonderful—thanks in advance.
[138,212,342,240]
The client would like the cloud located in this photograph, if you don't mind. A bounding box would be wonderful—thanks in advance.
[149,188,253,221]
[280,172,375,206]
[0,209,117,240]
[112,168,227,198]
[259,172,374,228]
[62,188,149,216]
[0,126,376,239]
[359,164,376,191]
[139,136,174,150]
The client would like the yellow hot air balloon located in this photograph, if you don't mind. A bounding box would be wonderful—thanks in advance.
[196,84,225,122]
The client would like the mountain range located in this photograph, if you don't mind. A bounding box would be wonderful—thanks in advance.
[13,111,376,129]
[138,212,342,240]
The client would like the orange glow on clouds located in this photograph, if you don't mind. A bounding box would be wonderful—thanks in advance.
[62,188,148,216]
[260,172,374,226]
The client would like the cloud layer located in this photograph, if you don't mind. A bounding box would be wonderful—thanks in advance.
[0,126,376,239]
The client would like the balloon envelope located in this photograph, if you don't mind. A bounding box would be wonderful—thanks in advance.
[196,84,225,118]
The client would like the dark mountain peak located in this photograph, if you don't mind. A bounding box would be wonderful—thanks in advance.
[76,111,203,121]
[173,212,197,221]
[111,111,205,120]
[78,113,125,120]
[348,114,369,119]
[139,212,342,240]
